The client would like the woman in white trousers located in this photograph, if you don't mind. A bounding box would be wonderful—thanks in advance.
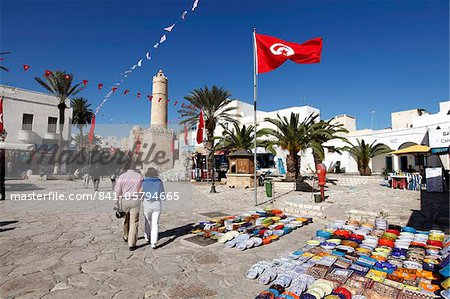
[140,167,164,249]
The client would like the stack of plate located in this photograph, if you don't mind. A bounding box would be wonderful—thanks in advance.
[374,218,388,230]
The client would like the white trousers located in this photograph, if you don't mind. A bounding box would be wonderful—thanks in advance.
[143,201,161,245]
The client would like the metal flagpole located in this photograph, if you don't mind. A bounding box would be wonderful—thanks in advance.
[253,28,258,206]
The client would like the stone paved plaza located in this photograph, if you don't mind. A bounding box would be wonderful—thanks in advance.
[0,179,448,298]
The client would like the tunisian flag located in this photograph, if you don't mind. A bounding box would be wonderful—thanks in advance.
[196,110,204,144]
[255,34,322,74]
[87,115,96,144]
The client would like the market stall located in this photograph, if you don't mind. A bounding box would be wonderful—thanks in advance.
[191,208,313,250]
[247,218,449,299]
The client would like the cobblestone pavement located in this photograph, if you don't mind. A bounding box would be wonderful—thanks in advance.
[0,179,447,298]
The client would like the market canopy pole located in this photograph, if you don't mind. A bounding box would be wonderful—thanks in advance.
[253,28,258,206]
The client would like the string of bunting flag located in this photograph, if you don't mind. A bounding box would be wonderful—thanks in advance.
[0,0,201,116]
[93,0,201,115]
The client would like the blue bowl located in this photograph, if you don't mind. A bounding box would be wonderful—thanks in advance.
[401,226,416,233]
[316,230,332,238]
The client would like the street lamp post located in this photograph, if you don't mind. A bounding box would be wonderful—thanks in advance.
[204,139,217,193]
[210,149,217,193]
[0,129,8,201]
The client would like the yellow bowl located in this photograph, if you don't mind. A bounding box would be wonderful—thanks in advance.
[327,239,342,245]
[429,234,445,242]
[375,247,392,254]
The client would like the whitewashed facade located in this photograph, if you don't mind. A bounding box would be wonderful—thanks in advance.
[180,99,450,175]
[0,84,72,149]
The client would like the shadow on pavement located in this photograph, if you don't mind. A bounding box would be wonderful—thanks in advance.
[157,223,196,248]
[6,183,45,192]
[407,191,449,233]
[0,220,18,227]
[0,220,18,233]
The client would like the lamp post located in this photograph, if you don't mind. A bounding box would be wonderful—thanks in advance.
[210,146,217,193]
[204,139,218,193]
[0,129,8,200]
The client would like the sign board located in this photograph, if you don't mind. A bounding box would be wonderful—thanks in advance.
[429,128,450,148]
[425,167,443,192]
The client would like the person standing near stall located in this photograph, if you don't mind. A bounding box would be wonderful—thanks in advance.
[140,167,164,249]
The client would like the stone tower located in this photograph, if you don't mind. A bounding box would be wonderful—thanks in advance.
[150,70,168,128]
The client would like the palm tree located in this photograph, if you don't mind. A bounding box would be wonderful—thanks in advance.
[35,70,84,173]
[264,113,316,182]
[0,51,11,72]
[178,85,238,170]
[73,133,100,148]
[71,97,94,149]
[216,122,271,153]
[307,119,349,168]
[346,139,391,176]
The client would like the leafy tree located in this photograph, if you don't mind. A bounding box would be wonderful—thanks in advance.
[307,118,349,168]
[346,139,391,176]
[0,51,11,72]
[264,113,316,181]
[216,122,271,153]
[71,97,94,149]
[178,85,238,171]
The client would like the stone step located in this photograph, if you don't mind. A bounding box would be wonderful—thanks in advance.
[283,206,324,217]
[283,200,327,211]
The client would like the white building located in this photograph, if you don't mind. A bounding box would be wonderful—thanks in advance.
[324,100,450,174]
[0,84,72,147]
[179,99,450,176]
[0,84,73,175]
[180,99,320,174]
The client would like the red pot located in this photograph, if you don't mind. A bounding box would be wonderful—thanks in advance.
[335,229,351,239]
[350,233,365,241]
[334,287,352,299]
[426,240,443,248]
[378,238,395,248]
[386,229,400,236]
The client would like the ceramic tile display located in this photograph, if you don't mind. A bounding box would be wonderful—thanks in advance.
[191,208,313,250]
[246,219,449,299]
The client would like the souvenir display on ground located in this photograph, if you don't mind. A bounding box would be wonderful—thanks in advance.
[246,218,449,299]
[191,208,313,250]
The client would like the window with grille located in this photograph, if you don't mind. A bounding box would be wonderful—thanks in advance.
[22,114,33,131]
[47,117,57,133]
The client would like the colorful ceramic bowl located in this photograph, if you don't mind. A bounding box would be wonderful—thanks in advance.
[402,226,417,234]
[378,238,395,248]
[333,287,352,299]
[334,230,351,239]
[427,240,443,248]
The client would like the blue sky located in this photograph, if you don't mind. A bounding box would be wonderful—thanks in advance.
[1,0,448,132]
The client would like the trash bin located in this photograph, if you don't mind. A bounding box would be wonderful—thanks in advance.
[314,194,323,203]
[265,180,273,197]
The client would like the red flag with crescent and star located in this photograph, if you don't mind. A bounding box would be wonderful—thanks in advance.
[255,34,322,74]
[87,115,96,144]
[196,110,204,144]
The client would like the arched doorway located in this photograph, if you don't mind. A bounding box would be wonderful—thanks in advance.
[396,142,419,172]
[371,143,392,174]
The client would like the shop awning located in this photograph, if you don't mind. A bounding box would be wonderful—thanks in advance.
[390,144,431,155]
[431,147,449,155]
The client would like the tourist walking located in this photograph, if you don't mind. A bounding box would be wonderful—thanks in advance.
[110,170,117,190]
[83,165,90,189]
[91,163,101,191]
[114,159,143,251]
[140,167,164,249]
